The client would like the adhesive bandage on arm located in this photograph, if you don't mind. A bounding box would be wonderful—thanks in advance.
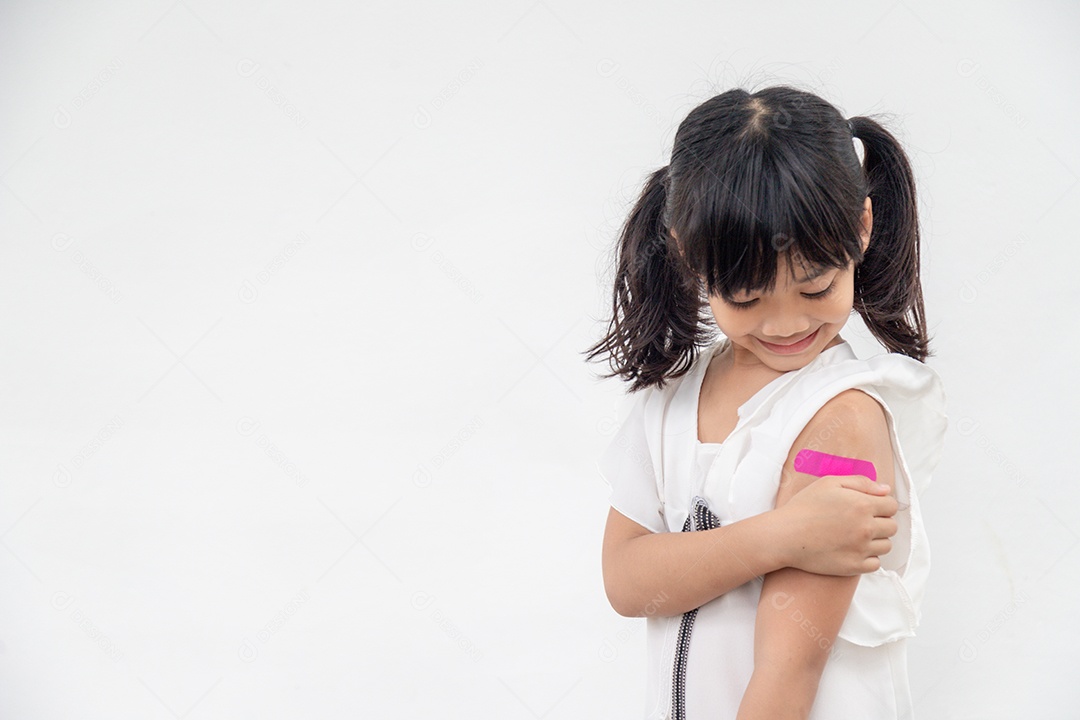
[793,448,877,482]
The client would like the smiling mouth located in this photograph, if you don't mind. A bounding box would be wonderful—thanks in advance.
[758,328,820,353]
[766,332,812,346]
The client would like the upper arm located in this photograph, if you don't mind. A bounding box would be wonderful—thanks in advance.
[752,389,897,678]
[601,506,654,615]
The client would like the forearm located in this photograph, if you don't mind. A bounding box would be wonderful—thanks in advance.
[738,557,859,718]
[609,508,795,618]
[736,668,819,720]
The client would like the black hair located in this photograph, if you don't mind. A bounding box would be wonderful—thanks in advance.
[584,85,933,393]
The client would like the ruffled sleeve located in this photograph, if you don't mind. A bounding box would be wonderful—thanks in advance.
[752,349,948,647]
[798,353,947,646]
[596,386,667,534]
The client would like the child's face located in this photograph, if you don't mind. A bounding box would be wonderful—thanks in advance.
[704,252,856,373]
[702,194,872,373]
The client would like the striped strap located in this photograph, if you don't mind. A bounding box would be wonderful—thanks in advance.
[671,496,721,720]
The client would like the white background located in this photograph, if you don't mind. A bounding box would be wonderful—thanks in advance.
[1,1,1076,717]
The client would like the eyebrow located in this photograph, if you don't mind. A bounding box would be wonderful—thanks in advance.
[726,266,832,300]
[793,267,828,283]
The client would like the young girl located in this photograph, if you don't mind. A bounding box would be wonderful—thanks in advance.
[587,86,947,719]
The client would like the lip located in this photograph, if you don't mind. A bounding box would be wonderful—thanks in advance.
[758,328,820,355]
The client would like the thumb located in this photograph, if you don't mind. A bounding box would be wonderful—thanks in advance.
[835,474,890,495]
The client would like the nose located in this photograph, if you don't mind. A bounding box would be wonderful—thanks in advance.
[760,315,811,342]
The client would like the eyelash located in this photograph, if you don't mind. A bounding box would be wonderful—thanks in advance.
[727,280,837,309]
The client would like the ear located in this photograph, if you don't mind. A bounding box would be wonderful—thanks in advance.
[859,196,873,253]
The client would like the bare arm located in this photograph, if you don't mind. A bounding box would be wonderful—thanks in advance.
[736,389,898,720]
[602,505,790,618]
[601,469,895,619]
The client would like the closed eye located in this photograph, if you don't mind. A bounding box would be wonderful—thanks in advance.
[804,280,836,299]
[726,280,837,309]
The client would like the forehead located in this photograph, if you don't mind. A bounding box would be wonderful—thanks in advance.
[724,253,830,298]
[748,252,827,285]
[784,253,826,279]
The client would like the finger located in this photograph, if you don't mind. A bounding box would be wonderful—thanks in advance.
[873,518,898,539]
[873,495,899,518]
[869,538,893,557]
[834,474,889,494]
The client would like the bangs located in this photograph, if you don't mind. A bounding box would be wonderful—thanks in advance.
[675,138,863,300]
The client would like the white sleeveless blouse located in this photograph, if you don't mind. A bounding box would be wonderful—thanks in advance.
[597,337,948,719]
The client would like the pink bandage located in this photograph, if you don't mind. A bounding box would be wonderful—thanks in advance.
[794,448,877,481]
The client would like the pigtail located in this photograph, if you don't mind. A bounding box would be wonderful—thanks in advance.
[583,166,712,393]
[849,116,933,362]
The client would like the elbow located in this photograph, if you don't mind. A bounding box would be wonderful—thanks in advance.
[602,544,639,618]
[606,581,672,618]
[609,594,659,618]
[602,532,671,618]
[603,572,639,618]
[602,577,625,616]
[609,596,637,618]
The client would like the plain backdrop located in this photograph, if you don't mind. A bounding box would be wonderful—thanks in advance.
[1,1,1077,717]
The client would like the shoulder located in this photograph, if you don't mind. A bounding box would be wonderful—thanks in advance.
[798,388,891,457]
[813,388,888,426]
[774,387,896,504]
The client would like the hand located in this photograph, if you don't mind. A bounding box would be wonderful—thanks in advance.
[777,475,898,576]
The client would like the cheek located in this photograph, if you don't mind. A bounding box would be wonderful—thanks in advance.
[825,282,856,316]
[707,297,727,318]
[706,299,743,329]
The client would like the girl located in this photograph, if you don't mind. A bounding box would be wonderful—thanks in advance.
[586,86,947,719]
